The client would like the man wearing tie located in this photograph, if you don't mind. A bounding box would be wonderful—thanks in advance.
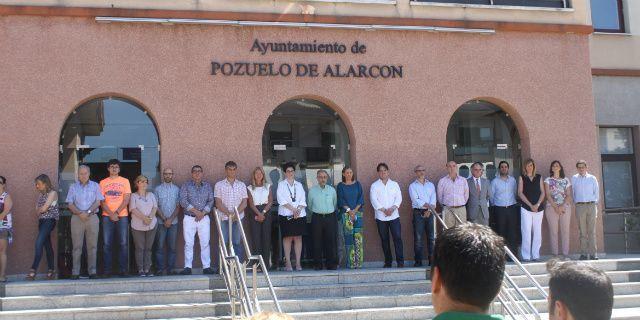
[466,162,491,226]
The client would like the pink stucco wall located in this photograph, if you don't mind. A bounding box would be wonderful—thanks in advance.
[0,15,599,275]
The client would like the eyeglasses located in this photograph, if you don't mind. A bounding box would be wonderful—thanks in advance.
[192,169,203,173]
[285,169,295,173]
[415,169,425,172]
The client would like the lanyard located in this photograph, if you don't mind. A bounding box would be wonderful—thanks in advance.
[287,182,297,202]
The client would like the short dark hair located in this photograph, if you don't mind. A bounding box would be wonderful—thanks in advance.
[498,161,510,169]
[547,260,613,320]
[0,176,6,184]
[376,163,389,172]
[225,161,237,169]
[431,224,506,311]
[549,160,565,179]
[107,159,120,167]
[191,165,203,172]
[282,162,296,172]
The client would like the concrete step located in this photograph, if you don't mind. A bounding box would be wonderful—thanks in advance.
[503,258,640,276]
[0,303,227,320]
[2,275,213,297]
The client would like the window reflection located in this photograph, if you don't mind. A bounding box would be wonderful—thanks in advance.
[591,0,625,32]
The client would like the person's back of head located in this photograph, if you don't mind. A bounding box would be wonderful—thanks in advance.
[246,311,294,320]
[431,223,506,315]
[547,260,613,320]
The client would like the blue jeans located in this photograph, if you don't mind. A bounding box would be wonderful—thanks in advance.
[413,209,435,262]
[155,223,178,271]
[221,220,244,261]
[102,216,129,274]
[31,218,57,270]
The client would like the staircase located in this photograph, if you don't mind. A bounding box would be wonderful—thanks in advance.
[1,258,639,319]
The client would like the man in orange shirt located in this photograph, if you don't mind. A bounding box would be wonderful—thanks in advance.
[100,159,132,277]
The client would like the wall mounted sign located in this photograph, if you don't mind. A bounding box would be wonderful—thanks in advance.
[211,39,403,79]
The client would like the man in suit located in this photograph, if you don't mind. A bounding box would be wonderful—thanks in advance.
[466,162,491,226]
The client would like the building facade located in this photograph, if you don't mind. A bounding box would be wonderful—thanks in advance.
[590,0,640,253]
[0,0,599,275]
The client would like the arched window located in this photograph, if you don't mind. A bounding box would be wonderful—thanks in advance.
[447,100,521,179]
[262,98,351,190]
[59,97,160,200]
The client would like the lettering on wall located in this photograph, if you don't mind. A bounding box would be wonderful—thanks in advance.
[211,39,403,79]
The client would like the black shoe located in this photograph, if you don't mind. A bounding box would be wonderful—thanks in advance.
[203,267,216,275]
[383,263,392,268]
[146,272,154,277]
[590,255,599,260]
[397,262,404,268]
[314,265,323,271]
[89,274,98,279]
[168,270,178,276]
[180,268,192,275]
[155,270,164,276]
[70,275,80,280]
[414,262,423,268]
[579,255,588,260]
[327,265,337,270]
[118,272,129,278]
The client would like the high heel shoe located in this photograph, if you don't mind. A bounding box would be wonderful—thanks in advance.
[25,269,36,281]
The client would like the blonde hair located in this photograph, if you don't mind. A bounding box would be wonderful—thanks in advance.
[245,312,294,320]
[251,167,267,190]
[134,175,148,190]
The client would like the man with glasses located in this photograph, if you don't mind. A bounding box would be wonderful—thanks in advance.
[409,165,436,267]
[154,168,180,276]
[571,160,600,260]
[466,162,491,226]
[67,165,103,279]
[179,165,215,275]
[370,163,403,268]
[99,159,132,278]
[214,161,248,262]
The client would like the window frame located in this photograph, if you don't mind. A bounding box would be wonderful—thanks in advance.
[592,0,626,33]
[600,126,637,209]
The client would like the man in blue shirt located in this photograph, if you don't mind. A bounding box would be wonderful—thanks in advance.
[66,165,104,280]
[408,165,436,267]
[490,161,519,256]
[154,168,180,275]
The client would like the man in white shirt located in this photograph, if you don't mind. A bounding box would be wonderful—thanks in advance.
[409,165,436,267]
[571,160,600,260]
[370,163,403,268]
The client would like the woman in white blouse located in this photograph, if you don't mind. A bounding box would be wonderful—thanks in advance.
[276,162,307,271]
[247,167,274,269]
[129,175,158,277]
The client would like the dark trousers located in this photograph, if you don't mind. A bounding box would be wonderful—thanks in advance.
[31,218,57,270]
[413,209,435,263]
[312,213,338,268]
[249,204,272,267]
[493,205,519,254]
[376,218,403,265]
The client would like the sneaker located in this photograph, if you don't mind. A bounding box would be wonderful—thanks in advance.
[180,268,192,275]
[138,271,146,277]
[146,271,154,277]
[589,255,599,260]
[203,267,216,275]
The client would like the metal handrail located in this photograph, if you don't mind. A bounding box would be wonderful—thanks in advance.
[233,207,283,313]
[213,209,254,318]
[432,208,543,319]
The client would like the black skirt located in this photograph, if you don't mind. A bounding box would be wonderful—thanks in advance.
[280,216,306,237]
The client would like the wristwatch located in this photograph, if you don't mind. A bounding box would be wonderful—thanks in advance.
[262,209,267,214]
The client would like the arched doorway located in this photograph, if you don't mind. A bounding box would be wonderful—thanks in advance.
[261,98,351,267]
[262,98,351,189]
[58,96,160,277]
[447,100,522,179]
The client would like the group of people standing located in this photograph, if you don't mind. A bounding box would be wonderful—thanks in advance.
[0,156,600,281]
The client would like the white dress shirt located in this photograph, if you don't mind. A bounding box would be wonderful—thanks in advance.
[370,179,402,221]
[276,180,307,218]
[409,179,436,209]
[571,173,599,203]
